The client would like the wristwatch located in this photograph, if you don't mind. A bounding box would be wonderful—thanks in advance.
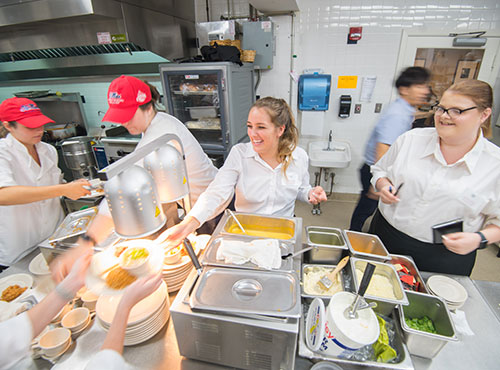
[475,231,488,250]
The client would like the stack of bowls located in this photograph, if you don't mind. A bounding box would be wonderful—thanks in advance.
[427,275,467,310]
[62,307,93,338]
[96,281,170,346]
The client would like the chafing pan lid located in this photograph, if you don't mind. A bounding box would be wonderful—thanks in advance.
[189,267,301,318]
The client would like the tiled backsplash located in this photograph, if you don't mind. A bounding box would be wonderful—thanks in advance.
[196,0,500,193]
[1,0,498,195]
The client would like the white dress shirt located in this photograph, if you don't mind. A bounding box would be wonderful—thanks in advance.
[0,312,35,370]
[189,142,312,225]
[138,112,218,206]
[371,128,500,243]
[0,135,64,265]
[85,349,129,370]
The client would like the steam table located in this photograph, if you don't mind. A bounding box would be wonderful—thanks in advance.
[2,250,499,370]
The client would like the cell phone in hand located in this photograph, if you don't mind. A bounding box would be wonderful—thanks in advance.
[432,219,463,244]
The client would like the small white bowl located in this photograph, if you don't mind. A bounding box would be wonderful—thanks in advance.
[38,327,71,358]
[164,245,182,265]
[81,290,99,311]
[119,246,151,276]
[62,307,90,332]
[52,303,72,323]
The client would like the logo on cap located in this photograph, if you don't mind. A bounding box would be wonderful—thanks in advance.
[20,104,40,113]
[108,92,124,105]
[136,90,147,104]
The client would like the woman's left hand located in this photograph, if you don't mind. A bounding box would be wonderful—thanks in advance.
[442,232,481,255]
[308,186,327,205]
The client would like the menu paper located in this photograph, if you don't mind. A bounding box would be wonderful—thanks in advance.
[360,76,377,102]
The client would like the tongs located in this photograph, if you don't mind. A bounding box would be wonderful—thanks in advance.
[345,262,377,319]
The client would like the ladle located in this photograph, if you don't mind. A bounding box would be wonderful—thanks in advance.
[345,262,377,319]
[228,209,246,234]
[281,245,317,259]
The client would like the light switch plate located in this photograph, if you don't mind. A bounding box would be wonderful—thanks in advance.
[375,103,382,113]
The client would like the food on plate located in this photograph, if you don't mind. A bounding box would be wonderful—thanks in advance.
[405,316,437,334]
[164,244,182,264]
[114,245,128,258]
[356,268,396,300]
[166,245,182,257]
[303,266,342,296]
[120,247,149,268]
[1,284,28,302]
[105,267,137,290]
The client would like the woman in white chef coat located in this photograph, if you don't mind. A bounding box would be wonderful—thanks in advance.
[0,97,90,271]
[162,96,328,245]
[369,80,500,276]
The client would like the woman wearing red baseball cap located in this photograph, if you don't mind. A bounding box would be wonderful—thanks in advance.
[0,97,91,270]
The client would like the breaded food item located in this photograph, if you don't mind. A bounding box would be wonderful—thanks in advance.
[1,284,28,302]
[105,267,137,290]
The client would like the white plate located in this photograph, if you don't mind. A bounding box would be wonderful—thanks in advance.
[80,188,105,199]
[96,281,167,326]
[427,275,467,304]
[29,253,50,275]
[0,273,34,303]
[86,240,164,296]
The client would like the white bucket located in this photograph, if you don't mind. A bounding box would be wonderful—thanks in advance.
[306,292,380,358]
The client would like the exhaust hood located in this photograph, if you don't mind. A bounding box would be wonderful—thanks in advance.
[0,0,197,81]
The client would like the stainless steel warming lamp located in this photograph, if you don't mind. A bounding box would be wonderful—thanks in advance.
[99,133,199,265]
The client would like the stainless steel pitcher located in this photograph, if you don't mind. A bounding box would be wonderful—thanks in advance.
[104,165,166,238]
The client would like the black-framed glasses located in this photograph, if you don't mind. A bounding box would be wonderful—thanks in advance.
[433,105,477,118]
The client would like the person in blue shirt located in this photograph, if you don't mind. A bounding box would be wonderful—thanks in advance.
[349,67,430,231]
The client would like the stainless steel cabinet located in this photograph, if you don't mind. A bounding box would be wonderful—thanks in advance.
[159,62,254,162]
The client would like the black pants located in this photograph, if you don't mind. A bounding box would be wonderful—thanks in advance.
[369,210,476,276]
[349,163,378,231]
[0,265,8,273]
[196,196,236,235]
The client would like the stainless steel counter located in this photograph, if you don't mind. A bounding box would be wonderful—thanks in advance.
[3,250,500,370]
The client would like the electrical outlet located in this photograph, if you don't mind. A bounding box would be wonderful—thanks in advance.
[375,103,382,113]
[354,104,361,114]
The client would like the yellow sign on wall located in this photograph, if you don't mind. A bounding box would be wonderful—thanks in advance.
[338,76,358,89]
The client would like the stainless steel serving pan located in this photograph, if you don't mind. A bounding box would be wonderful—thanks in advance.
[49,207,98,245]
[189,266,301,319]
[344,230,391,262]
[388,254,428,294]
[305,226,347,264]
[200,234,295,271]
[351,257,408,316]
[301,264,345,299]
[398,290,457,359]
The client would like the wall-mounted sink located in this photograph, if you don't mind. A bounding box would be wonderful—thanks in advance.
[308,140,351,168]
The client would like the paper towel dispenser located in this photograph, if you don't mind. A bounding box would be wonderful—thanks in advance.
[339,95,352,118]
[298,73,331,111]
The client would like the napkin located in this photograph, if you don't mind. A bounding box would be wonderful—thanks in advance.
[216,239,282,269]
[450,309,475,336]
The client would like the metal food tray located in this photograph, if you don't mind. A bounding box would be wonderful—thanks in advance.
[298,303,415,370]
[301,264,346,298]
[389,254,429,294]
[351,257,409,316]
[344,230,391,262]
[200,234,295,271]
[48,207,98,244]
[215,210,299,243]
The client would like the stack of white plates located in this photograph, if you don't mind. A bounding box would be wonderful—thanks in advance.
[162,234,210,293]
[427,275,468,310]
[96,281,169,346]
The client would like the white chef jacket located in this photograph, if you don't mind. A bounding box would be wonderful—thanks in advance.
[371,128,500,243]
[0,312,35,370]
[0,135,64,265]
[189,142,312,225]
[138,112,218,206]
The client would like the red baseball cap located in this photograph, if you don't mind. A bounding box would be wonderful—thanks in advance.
[0,97,54,128]
[102,75,152,124]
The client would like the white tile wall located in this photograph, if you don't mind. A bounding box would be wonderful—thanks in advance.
[196,0,500,193]
[1,0,499,194]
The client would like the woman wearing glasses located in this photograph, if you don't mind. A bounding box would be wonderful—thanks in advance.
[368,79,500,276]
